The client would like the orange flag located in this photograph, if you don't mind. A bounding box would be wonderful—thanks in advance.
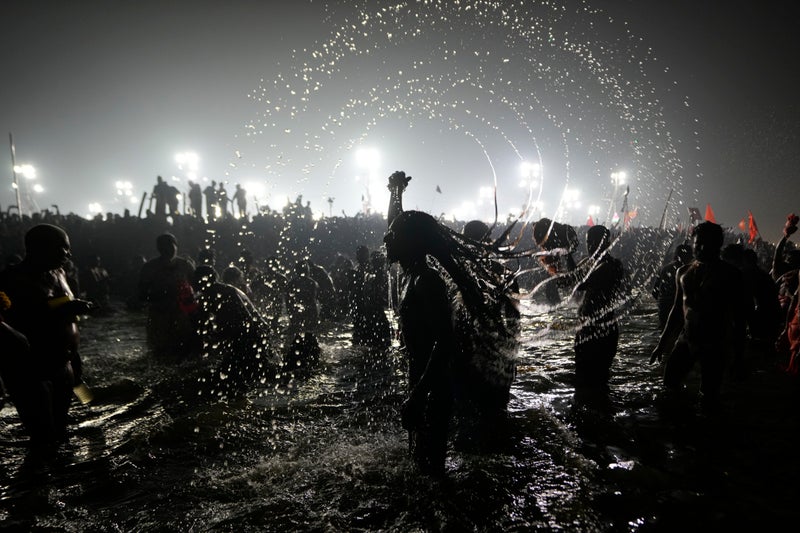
[705,203,717,224]
[738,219,746,231]
[748,211,760,243]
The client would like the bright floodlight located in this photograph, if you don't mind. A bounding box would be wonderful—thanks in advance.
[588,204,601,216]
[88,202,103,214]
[479,185,494,199]
[611,170,626,185]
[355,147,380,169]
[519,161,541,177]
[13,164,36,179]
[33,184,44,193]
[175,152,200,172]
[115,180,133,196]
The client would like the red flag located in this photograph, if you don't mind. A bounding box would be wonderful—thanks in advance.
[738,219,746,231]
[705,204,717,224]
[586,215,594,227]
[748,210,760,243]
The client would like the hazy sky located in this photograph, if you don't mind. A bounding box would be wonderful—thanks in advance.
[2,0,798,241]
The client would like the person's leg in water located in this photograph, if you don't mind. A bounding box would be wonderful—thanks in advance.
[663,339,698,391]
[410,386,452,476]
[574,325,618,391]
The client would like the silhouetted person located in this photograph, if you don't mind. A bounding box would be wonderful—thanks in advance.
[284,260,320,374]
[81,255,111,311]
[0,224,94,452]
[742,248,782,342]
[193,265,279,397]
[166,183,180,216]
[203,180,218,221]
[233,184,247,219]
[250,256,287,331]
[771,214,800,315]
[188,180,203,219]
[651,221,747,408]
[359,250,391,349]
[349,245,371,346]
[222,265,251,298]
[329,254,353,320]
[152,175,170,217]
[138,233,197,358]
[572,225,627,391]
[386,171,518,474]
[217,182,229,219]
[308,260,335,321]
[532,217,579,275]
[652,244,692,331]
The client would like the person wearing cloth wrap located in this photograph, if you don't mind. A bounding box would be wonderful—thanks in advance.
[0,224,94,452]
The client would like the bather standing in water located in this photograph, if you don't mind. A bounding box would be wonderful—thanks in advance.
[652,243,692,332]
[386,171,518,474]
[650,221,747,407]
[138,233,197,358]
[571,225,627,391]
[0,224,94,452]
[192,265,279,397]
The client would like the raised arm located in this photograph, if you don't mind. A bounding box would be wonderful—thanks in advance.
[387,170,411,228]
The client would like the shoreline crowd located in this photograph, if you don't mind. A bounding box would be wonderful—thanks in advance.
[1,174,797,476]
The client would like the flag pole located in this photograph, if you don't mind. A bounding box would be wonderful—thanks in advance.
[9,133,22,217]
[658,188,673,231]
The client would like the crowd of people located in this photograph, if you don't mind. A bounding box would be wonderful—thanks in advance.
[1,172,797,476]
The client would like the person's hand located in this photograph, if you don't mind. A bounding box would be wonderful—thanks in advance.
[388,170,412,192]
[784,214,799,237]
[63,299,96,316]
[649,345,664,365]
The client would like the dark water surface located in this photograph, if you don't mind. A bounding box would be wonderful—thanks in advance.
[1,299,798,531]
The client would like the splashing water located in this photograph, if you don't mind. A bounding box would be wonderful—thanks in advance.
[239,0,692,235]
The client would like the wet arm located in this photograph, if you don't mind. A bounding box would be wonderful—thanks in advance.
[651,268,685,362]
[771,235,790,280]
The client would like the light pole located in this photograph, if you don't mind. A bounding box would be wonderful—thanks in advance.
[355,147,380,215]
[607,170,626,224]
[519,161,542,217]
[9,133,22,215]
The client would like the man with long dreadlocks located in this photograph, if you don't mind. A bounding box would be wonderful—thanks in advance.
[385,171,519,474]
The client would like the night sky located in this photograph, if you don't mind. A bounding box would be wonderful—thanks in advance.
[1,0,798,241]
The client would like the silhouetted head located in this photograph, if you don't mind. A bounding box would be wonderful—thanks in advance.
[586,225,611,256]
[24,224,71,271]
[156,233,178,260]
[222,265,244,286]
[743,248,760,268]
[198,248,216,266]
[692,221,724,262]
[356,245,370,265]
[463,220,490,242]
[721,243,746,268]
[384,211,439,266]
[193,265,218,289]
[370,250,386,270]
[785,248,800,270]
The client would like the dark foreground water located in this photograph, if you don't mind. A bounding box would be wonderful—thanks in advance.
[2,298,798,532]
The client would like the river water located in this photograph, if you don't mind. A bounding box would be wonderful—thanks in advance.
[1,297,798,531]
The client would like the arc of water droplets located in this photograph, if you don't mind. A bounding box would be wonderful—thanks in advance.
[242,0,687,229]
